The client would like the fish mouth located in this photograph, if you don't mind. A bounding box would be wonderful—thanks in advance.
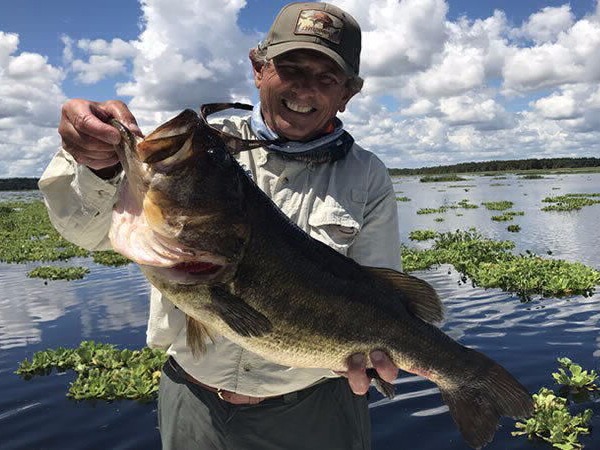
[282,99,316,114]
[142,260,229,285]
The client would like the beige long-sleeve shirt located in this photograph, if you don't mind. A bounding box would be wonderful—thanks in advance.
[38,116,401,397]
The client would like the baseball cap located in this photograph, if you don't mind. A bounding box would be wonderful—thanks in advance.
[261,2,362,77]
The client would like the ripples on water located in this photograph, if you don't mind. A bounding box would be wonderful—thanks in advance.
[1,177,600,449]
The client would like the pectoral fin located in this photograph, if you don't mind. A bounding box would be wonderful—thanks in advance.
[208,285,272,337]
[366,267,444,323]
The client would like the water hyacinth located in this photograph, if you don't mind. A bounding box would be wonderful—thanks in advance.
[401,229,600,300]
[16,341,168,401]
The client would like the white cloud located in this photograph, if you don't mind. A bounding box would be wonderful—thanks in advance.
[0,32,66,177]
[118,0,258,125]
[519,5,574,44]
[67,38,137,84]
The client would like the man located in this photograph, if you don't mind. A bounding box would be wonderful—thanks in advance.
[40,2,401,449]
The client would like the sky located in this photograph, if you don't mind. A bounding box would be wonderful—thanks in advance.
[1,0,599,177]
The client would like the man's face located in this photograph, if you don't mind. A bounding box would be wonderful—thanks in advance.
[252,50,356,141]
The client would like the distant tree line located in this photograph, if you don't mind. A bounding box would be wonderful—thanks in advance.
[1,157,599,190]
[389,157,600,176]
[0,177,39,191]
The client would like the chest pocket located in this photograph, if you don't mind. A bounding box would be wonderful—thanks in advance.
[307,189,367,255]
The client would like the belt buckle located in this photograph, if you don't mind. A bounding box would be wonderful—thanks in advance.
[217,389,225,401]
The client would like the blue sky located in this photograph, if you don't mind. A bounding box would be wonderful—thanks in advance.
[0,0,599,176]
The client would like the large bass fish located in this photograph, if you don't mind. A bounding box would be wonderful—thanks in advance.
[108,104,532,449]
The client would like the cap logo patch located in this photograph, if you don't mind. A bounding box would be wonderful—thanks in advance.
[295,9,342,44]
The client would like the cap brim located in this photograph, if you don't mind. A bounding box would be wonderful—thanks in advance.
[265,42,356,77]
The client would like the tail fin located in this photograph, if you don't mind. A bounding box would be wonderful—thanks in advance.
[440,357,533,449]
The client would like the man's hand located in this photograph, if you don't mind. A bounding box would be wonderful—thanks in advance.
[58,99,143,173]
[340,350,399,395]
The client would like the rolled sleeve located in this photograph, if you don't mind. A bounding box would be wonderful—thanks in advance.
[38,148,121,251]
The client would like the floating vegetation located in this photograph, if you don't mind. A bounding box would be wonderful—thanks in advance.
[417,207,447,215]
[0,200,131,279]
[553,358,598,395]
[92,251,131,266]
[16,341,168,401]
[27,266,90,281]
[513,358,597,449]
[401,229,600,299]
[491,176,507,180]
[490,183,508,187]
[491,211,524,221]
[0,201,89,263]
[482,201,514,211]
[542,193,600,212]
[507,225,521,233]
[416,200,478,215]
[434,217,444,222]
[409,230,437,241]
[420,175,467,183]
[513,387,592,449]
[453,199,478,209]
[448,184,476,188]
[521,174,545,179]
[396,196,411,202]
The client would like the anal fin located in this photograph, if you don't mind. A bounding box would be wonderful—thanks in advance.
[186,316,216,357]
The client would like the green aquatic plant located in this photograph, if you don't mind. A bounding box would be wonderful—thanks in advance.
[492,214,514,222]
[507,224,521,232]
[521,174,545,179]
[419,175,467,182]
[402,229,600,299]
[452,199,479,209]
[482,201,514,211]
[408,230,438,241]
[396,196,411,202]
[27,266,90,281]
[16,341,168,401]
[512,387,592,449]
[417,207,448,215]
[553,358,599,395]
[0,201,89,263]
[0,200,131,278]
[92,251,131,266]
[542,194,600,212]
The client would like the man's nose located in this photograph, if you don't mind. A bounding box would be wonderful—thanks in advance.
[291,73,317,93]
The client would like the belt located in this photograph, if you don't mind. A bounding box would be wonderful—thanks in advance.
[167,357,283,405]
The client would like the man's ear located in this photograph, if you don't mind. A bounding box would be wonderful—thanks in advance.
[338,88,358,113]
[249,49,264,88]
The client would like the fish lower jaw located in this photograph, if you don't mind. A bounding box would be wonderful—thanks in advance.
[142,261,229,285]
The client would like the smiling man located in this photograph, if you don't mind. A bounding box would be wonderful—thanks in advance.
[39,2,401,449]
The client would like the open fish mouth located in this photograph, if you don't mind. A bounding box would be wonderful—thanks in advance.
[142,260,230,285]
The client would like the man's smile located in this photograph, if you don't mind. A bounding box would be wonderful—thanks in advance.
[282,99,316,114]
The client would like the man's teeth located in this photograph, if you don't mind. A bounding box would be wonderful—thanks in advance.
[284,100,313,113]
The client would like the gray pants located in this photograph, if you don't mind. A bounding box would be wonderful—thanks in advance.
[158,358,371,450]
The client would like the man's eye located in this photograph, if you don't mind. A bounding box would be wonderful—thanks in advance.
[319,76,338,86]
[279,65,299,75]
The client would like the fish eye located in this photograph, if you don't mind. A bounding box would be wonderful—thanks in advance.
[206,147,231,167]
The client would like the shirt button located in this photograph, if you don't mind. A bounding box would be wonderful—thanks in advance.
[243,364,251,372]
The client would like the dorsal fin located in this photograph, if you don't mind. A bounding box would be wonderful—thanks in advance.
[365,267,444,324]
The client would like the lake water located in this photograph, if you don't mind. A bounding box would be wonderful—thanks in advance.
[1,173,599,449]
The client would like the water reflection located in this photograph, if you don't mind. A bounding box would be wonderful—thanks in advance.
[0,259,149,350]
